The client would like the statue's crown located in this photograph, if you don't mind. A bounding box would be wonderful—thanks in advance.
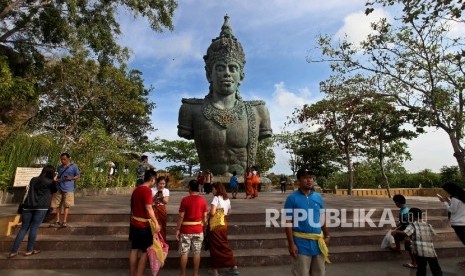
[204,15,246,72]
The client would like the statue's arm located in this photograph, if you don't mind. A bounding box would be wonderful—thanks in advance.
[177,103,193,139]
[257,104,272,140]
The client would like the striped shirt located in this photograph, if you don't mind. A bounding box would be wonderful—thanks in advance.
[404,221,437,257]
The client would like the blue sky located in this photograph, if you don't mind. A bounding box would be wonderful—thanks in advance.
[117,0,458,174]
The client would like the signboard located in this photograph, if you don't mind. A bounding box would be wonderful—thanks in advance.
[13,167,43,187]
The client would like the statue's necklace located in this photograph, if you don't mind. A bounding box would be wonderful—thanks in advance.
[202,99,245,128]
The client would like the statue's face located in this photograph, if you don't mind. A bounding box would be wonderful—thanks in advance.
[209,60,242,96]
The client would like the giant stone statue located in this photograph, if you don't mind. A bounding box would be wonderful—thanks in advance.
[177,15,272,176]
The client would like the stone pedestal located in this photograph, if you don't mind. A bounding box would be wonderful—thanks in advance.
[181,176,272,192]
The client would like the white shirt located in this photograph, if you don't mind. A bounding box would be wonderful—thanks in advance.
[445,197,465,226]
[151,188,170,205]
[211,195,231,215]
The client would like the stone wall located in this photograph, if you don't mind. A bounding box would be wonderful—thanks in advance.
[325,188,448,197]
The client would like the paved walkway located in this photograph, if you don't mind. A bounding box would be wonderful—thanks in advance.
[0,190,448,217]
[1,257,463,275]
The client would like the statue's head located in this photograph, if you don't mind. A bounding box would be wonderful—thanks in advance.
[204,15,245,95]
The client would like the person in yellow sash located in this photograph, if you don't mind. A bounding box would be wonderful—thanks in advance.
[176,179,208,276]
[284,168,330,276]
[129,169,160,276]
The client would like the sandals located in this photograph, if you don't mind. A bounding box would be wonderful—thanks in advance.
[403,263,417,269]
[227,268,240,275]
[7,252,18,258]
[24,249,41,256]
[49,221,68,228]
[49,221,61,228]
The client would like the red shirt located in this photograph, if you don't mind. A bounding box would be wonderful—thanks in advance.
[130,185,153,228]
[179,194,207,234]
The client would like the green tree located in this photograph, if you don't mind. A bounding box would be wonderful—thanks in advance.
[294,75,369,195]
[0,0,177,64]
[255,137,276,174]
[440,166,464,185]
[276,130,341,187]
[70,119,139,189]
[315,0,465,180]
[366,0,465,22]
[356,89,418,197]
[0,0,177,143]
[275,131,303,176]
[154,139,199,176]
[0,55,37,143]
[33,55,154,151]
[0,130,60,190]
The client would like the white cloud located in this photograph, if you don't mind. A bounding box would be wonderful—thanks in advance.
[334,8,390,46]
[404,127,456,173]
[268,82,317,133]
[447,20,465,40]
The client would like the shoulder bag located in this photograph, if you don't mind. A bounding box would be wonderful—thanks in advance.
[17,184,30,214]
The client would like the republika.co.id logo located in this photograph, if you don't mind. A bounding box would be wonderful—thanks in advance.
[265,208,428,228]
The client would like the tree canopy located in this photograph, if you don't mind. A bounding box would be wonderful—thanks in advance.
[33,55,154,151]
[153,139,199,176]
[313,0,465,181]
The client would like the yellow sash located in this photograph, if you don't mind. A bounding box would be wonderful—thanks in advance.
[182,221,202,225]
[293,231,330,263]
[132,216,165,266]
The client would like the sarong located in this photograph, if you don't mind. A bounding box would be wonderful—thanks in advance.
[153,205,167,241]
[208,224,236,268]
[245,180,253,197]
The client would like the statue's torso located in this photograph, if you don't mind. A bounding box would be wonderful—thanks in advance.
[178,98,271,176]
[193,100,249,175]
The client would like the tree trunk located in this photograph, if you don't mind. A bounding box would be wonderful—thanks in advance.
[378,140,392,198]
[345,148,353,195]
[0,105,37,144]
[448,132,465,181]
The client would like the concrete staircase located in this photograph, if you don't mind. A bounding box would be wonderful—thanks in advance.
[1,194,464,269]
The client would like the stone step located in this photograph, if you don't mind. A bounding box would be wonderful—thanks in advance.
[10,221,286,236]
[326,216,452,231]
[11,215,452,237]
[46,207,449,223]
[2,241,465,269]
[2,228,460,252]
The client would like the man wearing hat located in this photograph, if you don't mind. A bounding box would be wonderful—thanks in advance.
[284,168,330,276]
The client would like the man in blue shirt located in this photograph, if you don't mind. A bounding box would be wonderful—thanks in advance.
[50,152,80,228]
[230,170,239,199]
[284,168,330,276]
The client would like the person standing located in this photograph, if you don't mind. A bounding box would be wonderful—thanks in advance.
[151,176,170,241]
[251,166,260,198]
[8,165,56,258]
[208,182,239,276]
[285,168,330,276]
[129,169,160,276]
[437,182,465,268]
[204,169,213,194]
[136,155,155,186]
[391,208,443,276]
[197,171,204,194]
[50,152,80,228]
[280,174,288,194]
[176,180,208,276]
[230,171,239,199]
[244,167,253,199]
